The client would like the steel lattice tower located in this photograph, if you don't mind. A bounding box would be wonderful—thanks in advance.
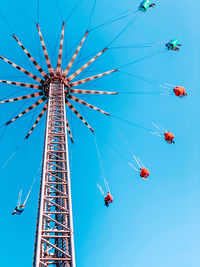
[33,78,76,266]
[0,21,117,267]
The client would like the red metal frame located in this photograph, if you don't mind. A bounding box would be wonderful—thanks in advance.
[34,78,75,267]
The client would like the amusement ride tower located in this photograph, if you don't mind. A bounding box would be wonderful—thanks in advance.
[0,22,116,266]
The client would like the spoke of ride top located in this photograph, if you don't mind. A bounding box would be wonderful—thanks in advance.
[68,94,109,115]
[66,113,74,143]
[70,89,117,94]
[56,22,65,75]
[25,102,48,139]
[69,69,117,87]
[13,35,48,79]
[0,92,43,104]
[65,99,94,132]
[66,48,108,82]
[6,97,46,125]
[37,24,54,77]
[62,31,89,78]
[0,56,44,84]
[0,80,42,89]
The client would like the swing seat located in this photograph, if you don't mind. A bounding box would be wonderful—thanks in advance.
[16,205,25,215]
[173,86,186,97]
[138,0,151,12]
[140,168,150,178]
[105,193,113,203]
[166,39,179,50]
[164,132,174,142]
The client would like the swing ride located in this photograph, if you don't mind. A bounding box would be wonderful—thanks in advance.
[173,86,187,97]
[166,39,182,51]
[12,164,40,215]
[164,132,175,144]
[138,0,156,12]
[104,193,114,207]
[0,0,186,266]
[128,154,150,181]
[12,189,25,215]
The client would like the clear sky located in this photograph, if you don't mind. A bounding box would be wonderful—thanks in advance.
[0,0,199,266]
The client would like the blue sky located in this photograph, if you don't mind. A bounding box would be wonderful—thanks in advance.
[0,0,199,266]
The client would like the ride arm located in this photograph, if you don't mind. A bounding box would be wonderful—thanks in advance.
[69,69,117,87]
[0,92,43,104]
[0,80,42,89]
[68,94,109,115]
[66,48,108,82]
[56,23,65,75]
[0,56,44,84]
[6,97,46,125]
[37,24,54,77]
[13,35,48,79]
[65,99,94,132]
[25,102,48,139]
[62,31,89,78]
[70,89,117,95]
